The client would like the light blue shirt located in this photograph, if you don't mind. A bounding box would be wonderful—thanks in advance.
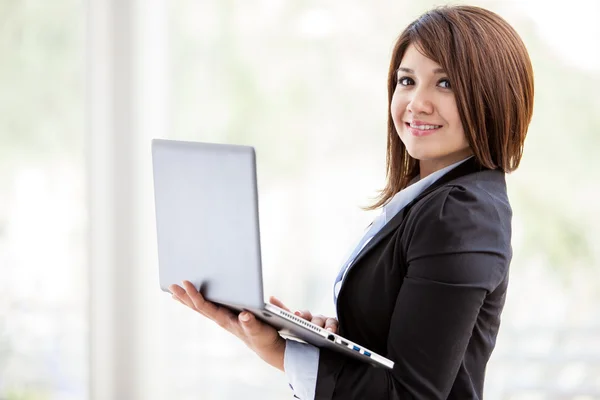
[284,157,472,400]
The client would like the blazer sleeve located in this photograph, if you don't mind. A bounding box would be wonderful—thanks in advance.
[314,185,511,399]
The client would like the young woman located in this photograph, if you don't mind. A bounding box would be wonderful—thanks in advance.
[170,5,534,399]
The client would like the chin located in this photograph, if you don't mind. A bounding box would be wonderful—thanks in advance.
[407,147,473,170]
[404,146,440,161]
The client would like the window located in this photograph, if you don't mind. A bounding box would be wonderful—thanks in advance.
[2,1,598,399]
[0,1,86,398]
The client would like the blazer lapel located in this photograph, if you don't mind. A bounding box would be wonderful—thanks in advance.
[337,157,485,299]
[339,203,407,282]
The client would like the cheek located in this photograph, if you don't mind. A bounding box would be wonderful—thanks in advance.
[390,92,407,126]
[443,99,462,128]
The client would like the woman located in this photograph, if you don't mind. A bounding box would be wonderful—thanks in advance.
[170,5,534,399]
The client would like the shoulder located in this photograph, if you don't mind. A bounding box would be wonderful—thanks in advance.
[404,169,512,260]
[401,169,513,291]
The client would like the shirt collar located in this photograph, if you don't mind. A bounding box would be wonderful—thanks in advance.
[383,156,473,223]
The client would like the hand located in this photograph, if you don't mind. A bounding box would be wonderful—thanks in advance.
[170,281,286,371]
[269,296,339,334]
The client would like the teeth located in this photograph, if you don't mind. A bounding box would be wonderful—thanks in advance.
[409,123,441,130]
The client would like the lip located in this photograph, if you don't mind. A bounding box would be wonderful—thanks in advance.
[404,121,442,137]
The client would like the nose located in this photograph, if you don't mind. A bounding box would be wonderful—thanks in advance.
[407,87,434,115]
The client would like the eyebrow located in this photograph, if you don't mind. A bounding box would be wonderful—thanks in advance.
[397,67,446,74]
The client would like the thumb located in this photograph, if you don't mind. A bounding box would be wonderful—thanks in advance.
[239,311,282,356]
[239,311,260,334]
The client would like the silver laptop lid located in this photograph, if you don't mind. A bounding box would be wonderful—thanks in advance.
[151,139,264,309]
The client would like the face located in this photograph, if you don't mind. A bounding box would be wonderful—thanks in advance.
[391,43,472,177]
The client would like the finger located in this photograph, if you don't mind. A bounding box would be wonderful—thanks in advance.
[170,284,197,310]
[180,281,218,313]
[181,281,236,328]
[268,296,291,312]
[310,315,326,328]
[296,310,313,321]
[170,286,211,320]
[171,292,197,311]
[325,318,339,333]
[169,284,181,296]
[171,294,185,306]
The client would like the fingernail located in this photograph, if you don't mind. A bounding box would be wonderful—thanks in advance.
[294,311,302,316]
[240,312,250,322]
[326,327,333,332]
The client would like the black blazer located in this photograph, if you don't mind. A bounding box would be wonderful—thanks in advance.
[315,157,512,399]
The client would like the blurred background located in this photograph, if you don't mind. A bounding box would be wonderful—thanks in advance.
[1,0,599,399]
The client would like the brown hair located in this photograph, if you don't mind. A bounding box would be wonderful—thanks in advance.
[369,5,534,210]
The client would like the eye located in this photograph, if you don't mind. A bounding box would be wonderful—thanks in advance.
[438,78,451,89]
[397,76,414,86]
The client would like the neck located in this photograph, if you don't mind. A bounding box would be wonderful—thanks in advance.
[419,149,473,179]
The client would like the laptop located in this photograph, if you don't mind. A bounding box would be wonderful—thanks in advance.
[151,138,394,369]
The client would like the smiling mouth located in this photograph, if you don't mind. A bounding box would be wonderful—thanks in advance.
[405,122,442,137]
[406,122,442,130]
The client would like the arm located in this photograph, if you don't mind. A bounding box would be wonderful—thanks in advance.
[315,186,511,399]
[285,340,320,399]
[271,297,338,399]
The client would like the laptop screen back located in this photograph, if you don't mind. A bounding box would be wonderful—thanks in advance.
[151,139,264,310]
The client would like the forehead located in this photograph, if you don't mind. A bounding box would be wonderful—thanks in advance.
[398,43,444,72]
